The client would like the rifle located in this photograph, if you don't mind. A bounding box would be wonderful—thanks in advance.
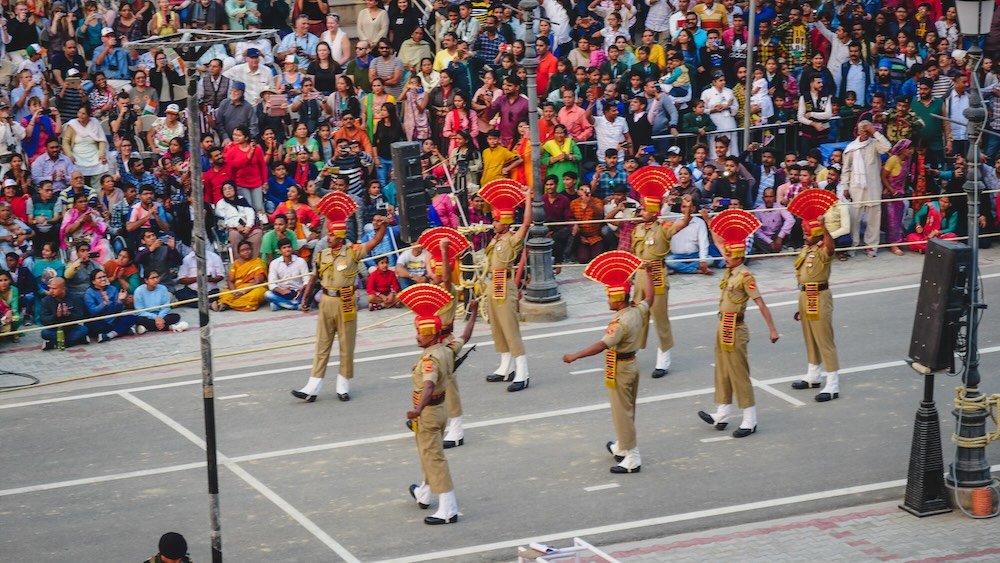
[454,344,477,370]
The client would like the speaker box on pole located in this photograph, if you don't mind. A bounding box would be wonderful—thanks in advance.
[908,239,973,373]
[391,141,428,244]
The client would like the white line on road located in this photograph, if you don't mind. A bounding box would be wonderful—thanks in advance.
[751,378,807,407]
[584,483,621,492]
[388,374,411,379]
[117,391,361,563]
[378,464,1000,563]
[699,436,734,443]
[0,462,207,497]
[570,368,604,375]
[217,393,249,400]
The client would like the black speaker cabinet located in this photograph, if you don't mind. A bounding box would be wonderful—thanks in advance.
[391,141,428,244]
[908,239,973,372]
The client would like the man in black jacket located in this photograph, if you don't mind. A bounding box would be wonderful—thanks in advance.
[39,277,89,350]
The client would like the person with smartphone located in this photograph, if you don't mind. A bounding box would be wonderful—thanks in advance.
[39,277,90,350]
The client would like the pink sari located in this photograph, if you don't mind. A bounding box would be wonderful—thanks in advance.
[60,208,112,263]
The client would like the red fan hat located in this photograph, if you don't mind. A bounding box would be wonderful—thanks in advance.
[418,227,471,276]
[629,167,677,213]
[710,209,761,259]
[315,192,358,238]
[398,283,454,336]
[479,179,527,225]
[787,188,838,238]
[584,250,643,302]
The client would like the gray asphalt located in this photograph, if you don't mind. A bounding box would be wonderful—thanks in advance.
[2,272,998,562]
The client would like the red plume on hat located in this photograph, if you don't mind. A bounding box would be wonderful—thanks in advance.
[479,179,527,224]
[710,209,760,259]
[418,227,470,275]
[584,250,643,301]
[787,189,838,237]
[398,283,454,336]
[629,167,677,213]
[315,192,358,237]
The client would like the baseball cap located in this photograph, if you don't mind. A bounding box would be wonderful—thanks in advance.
[67,68,80,77]
[101,27,115,36]
[165,103,180,114]
[26,43,46,56]
[667,146,681,155]
[246,47,261,58]
[3,179,16,187]
[231,81,246,92]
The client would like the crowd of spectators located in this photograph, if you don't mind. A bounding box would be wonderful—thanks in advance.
[1,0,999,348]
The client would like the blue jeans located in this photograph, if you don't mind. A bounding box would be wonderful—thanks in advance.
[41,324,89,347]
[986,126,1000,160]
[265,290,301,310]
[376,158,393,186]
[668,251,723,273]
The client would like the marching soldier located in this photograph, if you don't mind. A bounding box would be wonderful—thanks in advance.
[563,251,654,474]
[630,167,691,378]
[787,189,841,402]
[698,209,780,438]
[419,226,473,448]
[293,192,387,402]
[478,179,533,392]
[400,283,479,525]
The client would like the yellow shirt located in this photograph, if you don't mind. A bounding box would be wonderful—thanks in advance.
[480,145,516,186]
[433,49,457,72]
[648,43,668,72]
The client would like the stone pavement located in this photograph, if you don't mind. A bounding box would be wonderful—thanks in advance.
[2,246,999,389]
[595,501,1000,562]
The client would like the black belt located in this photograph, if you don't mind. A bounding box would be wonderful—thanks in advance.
[718,313,745,322]
[323,287,351,296]
[428,393,446,406]
[800,283,829,291]
[616,351,637,360]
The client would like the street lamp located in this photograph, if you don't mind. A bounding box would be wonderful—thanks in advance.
[950,0,995,503]
[518,0,567,322]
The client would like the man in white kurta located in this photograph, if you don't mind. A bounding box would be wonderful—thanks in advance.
[841,120,891,257]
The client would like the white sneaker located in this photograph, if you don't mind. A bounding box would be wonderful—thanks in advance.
[135,325,147,335]
[169,321,190,332]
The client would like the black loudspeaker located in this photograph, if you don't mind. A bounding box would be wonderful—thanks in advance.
[908,239,973,372]
[391,141,428,244]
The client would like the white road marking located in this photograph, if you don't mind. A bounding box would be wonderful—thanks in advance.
[584,483,621,492]
[0,462,206,497]
[388,374,411,379]
[117,391,361,563]
[378,464,1000,563]
[8,272,987,411]
[570,368,604,375]
[699,436,734,443]
[751,378,807,407]
[217,393,249,400]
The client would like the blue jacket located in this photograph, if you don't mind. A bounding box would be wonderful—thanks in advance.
[839,61,873,104]
[84,285,126,317]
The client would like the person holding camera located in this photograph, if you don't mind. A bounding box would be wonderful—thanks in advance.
[602,184,639,251]
[0,103,26,167]
[92,28,130,88]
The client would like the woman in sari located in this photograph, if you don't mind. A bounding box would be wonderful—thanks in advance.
[881,139,913,256]
[61,194,112,263]
[442,90,478,151]
[509,121,533,186]
[62,107,109,183]
[324,75,361,126]
[540,124,582,192]
[361,77,396,140]
[213,240,267,312]
[400,74,430,141]
[904,196,958,253]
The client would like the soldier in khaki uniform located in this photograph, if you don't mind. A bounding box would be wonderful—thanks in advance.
[293,192,387,402]
[698,209,780,438]
[478,180,533,392]
[564,251,655,473]
[631,174,691,378]
[787,190,840,402]
[400,283,479,525]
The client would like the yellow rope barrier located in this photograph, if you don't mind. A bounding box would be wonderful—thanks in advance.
[952,387,1000,448]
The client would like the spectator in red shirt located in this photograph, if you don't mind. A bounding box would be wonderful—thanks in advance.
[202,146,231,205]
[222,125,268,212]
[366,255,400,310]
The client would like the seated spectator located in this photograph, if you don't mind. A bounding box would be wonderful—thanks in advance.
[264,238,309,311]
[366,256,400,310]
[569,185,604,264]
[261,214,301,265]
[753,187,795,254]
[395,243,431,289]
[215,181,264,258]
[104,248,141,307]
[64,241,104,299]
[0,270,22,339]
[135,230,182,291]
[666,198,719,274]
[214,240,267,312]
[602,184,640,251]
[269,184,320,228]
[39,277,90,350]
[60,193,112,263]
[175,246,225,307]
[134,270,189,334]
[5,252,37,325]
[83,269,137,342]
[0,201,33,258]
[905,197,959,253]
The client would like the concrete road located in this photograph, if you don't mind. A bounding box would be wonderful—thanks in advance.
[2,269,999,562]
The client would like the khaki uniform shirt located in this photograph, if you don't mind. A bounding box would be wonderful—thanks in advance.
[794,243,831,285]
[317,243,363,290]
[601,302,650,353]
[719,264,761,315]
[413,339,464,400]
[486,231,522,271]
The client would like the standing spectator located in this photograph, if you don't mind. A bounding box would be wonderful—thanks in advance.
[357,0,389,46]
[542,176,572,265]
[388,0,424,52]
[701,71,738,153]
[947,74,971,157]
[881,139,913,256]
[591,103,631,161]
[842,120,891,258]
[319,14,351,67]
[224,49,278,106]
[278,15,320,67]
[39,277,89,350]
[540,124,582,192]
[223,126,268,212]
[265,238,308,310]
[369,39,406,99]
[215,83,255,143]
[490,76,530,147]
[366,255,400,310]
[798,75,833,154]
[134,270,189,334]
[569,185,604,264]
[911,77,950,167]
[590,149,628,200]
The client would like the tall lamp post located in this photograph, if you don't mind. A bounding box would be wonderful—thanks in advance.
[951,0,994,496]
[518,0,567,321]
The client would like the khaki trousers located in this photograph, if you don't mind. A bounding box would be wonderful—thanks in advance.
[487,280,525,356]
[714,322,755,408]
[608,358,640,450]
[445,377,462,418]
[310,293,357,378]
[799,290,840,372]
[416,403,454,494]
[633,269,673,350]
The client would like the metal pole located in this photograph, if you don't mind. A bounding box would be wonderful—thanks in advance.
[743,0,757,151]
[520,0,560,303]
[951,40,992,489]
[186,73,223,562]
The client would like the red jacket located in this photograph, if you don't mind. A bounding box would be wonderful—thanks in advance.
[366,268,400,295]
[223,142,268,190]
